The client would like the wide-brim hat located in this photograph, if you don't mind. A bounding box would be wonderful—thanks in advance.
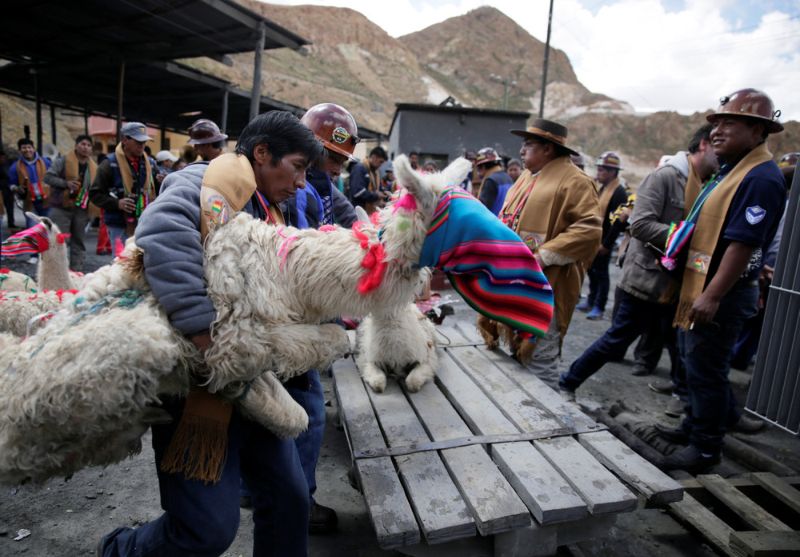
[510,118,580,157]
[187,119,229,145]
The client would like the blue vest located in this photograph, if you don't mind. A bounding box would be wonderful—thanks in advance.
[490,171,514,216]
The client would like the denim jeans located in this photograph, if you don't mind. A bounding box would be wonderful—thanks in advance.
[100,396,309,557]
[678,281,758,454]
[24,199,49,227]
[286,369,326,500]
[586,252,611,311]
[560,289,677,391]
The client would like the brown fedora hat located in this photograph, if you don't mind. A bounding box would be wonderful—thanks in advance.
[510,118,580,157]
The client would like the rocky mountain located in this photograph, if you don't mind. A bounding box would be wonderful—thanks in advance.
[2,2,796,185]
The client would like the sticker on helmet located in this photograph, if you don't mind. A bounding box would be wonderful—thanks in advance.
[331,126,350,144]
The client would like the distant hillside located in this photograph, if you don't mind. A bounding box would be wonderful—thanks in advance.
[2,1,796,186]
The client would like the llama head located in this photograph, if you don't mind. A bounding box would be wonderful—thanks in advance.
[376,155,471,268]
[24,212,68,252]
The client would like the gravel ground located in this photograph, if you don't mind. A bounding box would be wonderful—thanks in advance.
[1,214,798,556]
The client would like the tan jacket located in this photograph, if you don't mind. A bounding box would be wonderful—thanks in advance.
[501,156,601,337]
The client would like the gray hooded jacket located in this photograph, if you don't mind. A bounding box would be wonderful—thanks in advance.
[619,152,688,304]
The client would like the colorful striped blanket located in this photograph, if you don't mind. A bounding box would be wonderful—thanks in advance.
[419,188,554,338]
[1,223,50,257]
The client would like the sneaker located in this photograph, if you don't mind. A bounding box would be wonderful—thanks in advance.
[648,379,674,395]
[309,501,338,535]
[558,386,576,403]
[664,396,685,418]
[586,307,604,320]
[733,414,765,434]
[576,300,591,312]
[661,445,720,474]
[654,422,689,444]
[27,256,39,265]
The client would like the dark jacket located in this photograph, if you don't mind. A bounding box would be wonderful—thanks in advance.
[600,182,629,250]
[89,153,157,227]
[284,168,357,229]
[348,162,380,207]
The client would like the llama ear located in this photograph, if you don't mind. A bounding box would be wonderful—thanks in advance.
[442,157,473,189]
[354,206,369,223]
[394,155,427,200]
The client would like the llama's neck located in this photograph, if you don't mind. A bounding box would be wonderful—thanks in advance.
[38,244,75,291]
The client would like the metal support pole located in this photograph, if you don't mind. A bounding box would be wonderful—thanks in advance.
[160,122,166,150]
[116,61,126,143]
[539,0,554,118]
[50,104,57,145]
[250,22,266,120]
[220,87,229,134]
[33,69,43,153]
[84,109,89,136]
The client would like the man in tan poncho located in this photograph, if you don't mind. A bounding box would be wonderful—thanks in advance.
[480,118,601,384]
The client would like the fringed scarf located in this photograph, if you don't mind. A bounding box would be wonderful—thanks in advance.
[114,143,155,218]
[673,143,773,329]
[419,188,554,338]
[64,151,97,209]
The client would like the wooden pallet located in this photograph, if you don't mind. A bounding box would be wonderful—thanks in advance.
[333,324,683,556]
[670,473,800,556]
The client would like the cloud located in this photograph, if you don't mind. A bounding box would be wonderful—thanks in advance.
[262,0,800,121]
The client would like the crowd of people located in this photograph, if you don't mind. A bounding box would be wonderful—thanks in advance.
[0,86,796,556]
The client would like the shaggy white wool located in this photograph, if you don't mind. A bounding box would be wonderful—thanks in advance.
[0,155,472,484]
[357,303,439,393]
[0,270,38,293]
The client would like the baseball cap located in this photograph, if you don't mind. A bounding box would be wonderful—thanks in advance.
[156,150,179,163]
[121,122,152,142]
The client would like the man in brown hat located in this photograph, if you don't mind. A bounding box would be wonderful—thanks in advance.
[577,151,629,320]
[659,89,786,473]
[480,118,601,383]
[188,118,228,162]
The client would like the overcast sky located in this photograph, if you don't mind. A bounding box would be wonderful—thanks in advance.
[264,0,800,122]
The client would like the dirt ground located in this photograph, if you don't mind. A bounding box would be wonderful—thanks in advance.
[1,219,798,557]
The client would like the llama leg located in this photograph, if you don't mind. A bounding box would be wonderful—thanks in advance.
[264,323,350,382]
[404,362,435,392]
[360,362,387,393]
[237,373,309,439]
[476,314,499,350]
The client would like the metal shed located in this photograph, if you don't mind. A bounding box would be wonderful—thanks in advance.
[388,102,530,167]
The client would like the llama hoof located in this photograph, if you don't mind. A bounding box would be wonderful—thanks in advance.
[364,374,386,393]
[405,373,427,392]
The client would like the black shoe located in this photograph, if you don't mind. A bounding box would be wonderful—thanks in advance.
[240,495,253,509]
[655,423,689,445]
[733,414,765,433]
[631,365,653,377]
[309,501,338,535]
[661,445,720,474]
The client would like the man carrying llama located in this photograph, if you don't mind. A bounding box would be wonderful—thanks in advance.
[480,118,601,385]
[245,103,360,534]
[97,111,323,557]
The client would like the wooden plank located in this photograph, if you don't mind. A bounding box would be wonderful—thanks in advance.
[751,473,800,515]
[405,380,532,536]
[578,430,684,506]
[443,340,637,515]
[436,352,588,524]
[730,531,800,556]
[697,474,792,532]
[366,380,476,544]
[445,325,683,506]
[332,359,420,549]
[669,492,735,556]
[681,476,800,491]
